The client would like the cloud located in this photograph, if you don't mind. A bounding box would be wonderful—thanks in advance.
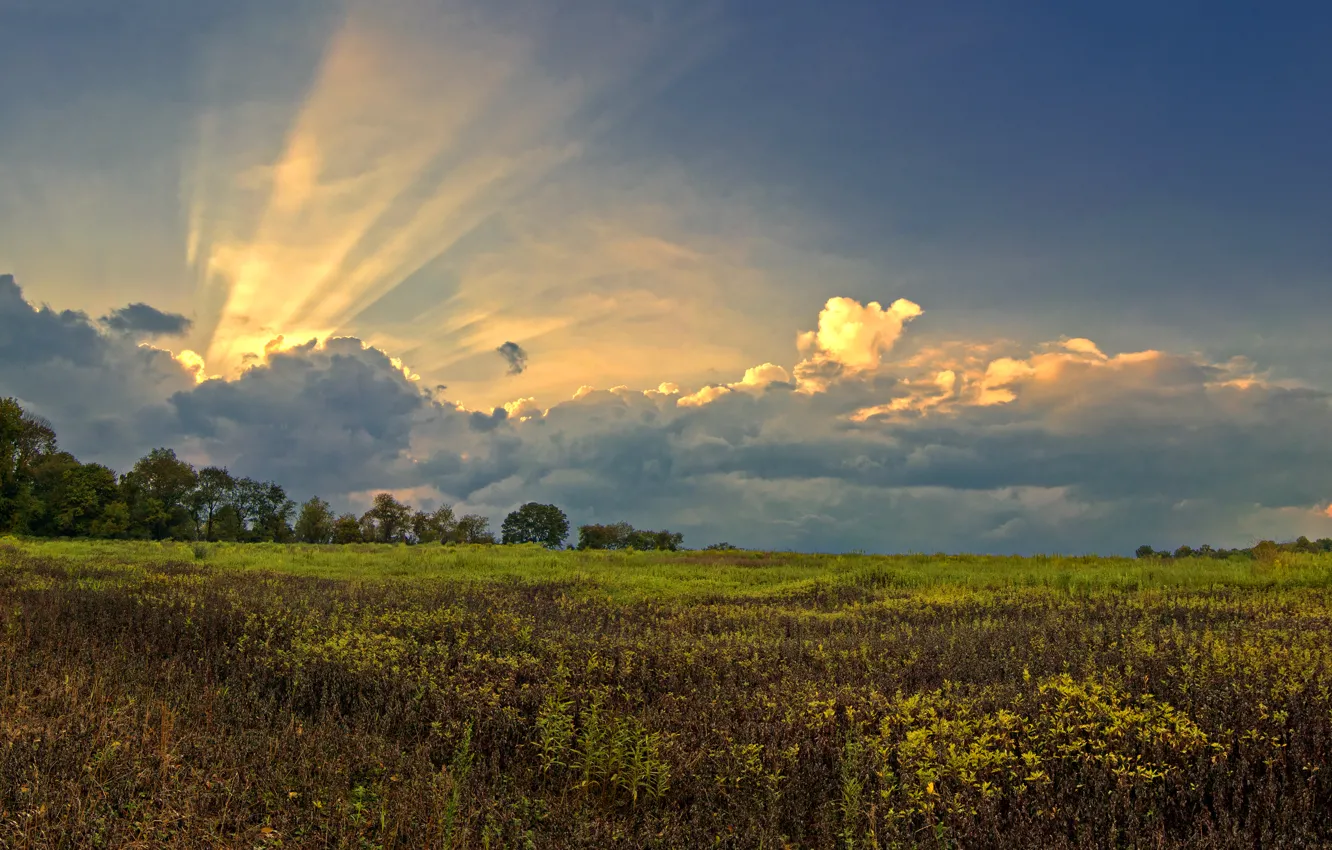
[795,297,922,392]
[101,303,193,336]
[496,341,529,375]
[3,276,1332,553]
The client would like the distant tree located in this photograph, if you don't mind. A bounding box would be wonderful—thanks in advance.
[89,499,131,539]
[0,398,58,532]
[1135,545,1155,559]
[1252,540,1279,563]
[361,493,413,543]
[501,502,569,548]
[211,505,245,542]
[252,482,296,542]
[411,505,455,544]
[625,528,684,551]
[123,448,197,540]
[453,513,496,544]
[331,512,363,544]
[229,477,268,538]
[31,456,118,537]
[191,466,236,541]
[294,497,335,544]
[1293,536,1319,554]
[704,542,741,551]
[1173,546,1195,559]
[577,521,683,551]
[577,522,634,550]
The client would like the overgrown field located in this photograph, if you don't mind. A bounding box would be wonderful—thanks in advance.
[3,539,1332,848]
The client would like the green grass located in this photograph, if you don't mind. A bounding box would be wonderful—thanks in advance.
[8,536,1332,601]
[5,537,1332,847]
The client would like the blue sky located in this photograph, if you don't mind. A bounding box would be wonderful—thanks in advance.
[1,0,1330,552]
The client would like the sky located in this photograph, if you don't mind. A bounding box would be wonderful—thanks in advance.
[1,0,1330,553]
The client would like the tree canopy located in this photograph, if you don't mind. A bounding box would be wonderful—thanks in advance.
[501,503,569,548]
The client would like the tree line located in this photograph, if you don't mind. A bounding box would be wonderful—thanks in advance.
[0,397,685,550]
[1136,537,1332,560]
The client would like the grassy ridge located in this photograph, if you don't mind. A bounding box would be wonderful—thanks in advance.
[3,539,1332,847]
[12,536,1332,599]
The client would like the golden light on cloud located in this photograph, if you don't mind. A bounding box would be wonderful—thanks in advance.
[187,1,610,378]
[182,0,726,400]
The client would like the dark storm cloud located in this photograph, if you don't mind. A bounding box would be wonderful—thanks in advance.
[0,274,104,366]
[101,302,193,336]
[166,337,439,496]
[3,274,1332,554]
[0,275,191,467]
[496,341,528,375]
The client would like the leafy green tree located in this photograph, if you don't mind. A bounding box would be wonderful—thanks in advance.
[577,521,683,551]
[191,466,236,541]
[453,513,495,544]
[210,505,245,542]
[625,528,684,551]
[577,521,634,550]
[501,502,569,548]
[0,398,57,532]
[331,512,363,544]
[89,500,131,538]
[252,482,296,542]
[229,477,267,538]
[294,497,335,544]
[361,492,413,543]
[31,455,119,537]
[1135,545,1155,559]
[124,448,198,539]
[411,505,456,544]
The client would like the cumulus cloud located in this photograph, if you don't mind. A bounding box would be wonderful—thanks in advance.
[794,297,922,392]
[100,303,193,337]
[3,276,1331,554]
[496,341,528,375]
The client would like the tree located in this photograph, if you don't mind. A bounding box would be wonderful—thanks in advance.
[251,482,295,542]
[577,522,634,550]
[331,513,363,544]
[577,521,683,551]
[30,455,118,537]
[453,513,495,544]
[0,398,57,532]
[229,477,268,538]
[501,502,569,548]
[191,466,236,541]
[123,448,197,539]
[411,505,455,544]
[361,492,413,543]
[1135,545,1155,559]
[625,528,684,551]
[294,497,335,544]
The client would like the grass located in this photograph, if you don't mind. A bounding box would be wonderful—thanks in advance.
[3,537,1332,847]
[12,536,1332,600]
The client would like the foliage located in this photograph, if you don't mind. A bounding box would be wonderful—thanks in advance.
[502,502,570,548]
[294,496,335,544]
[4,539,1332,846]
[577,521,684,551]
[453,513,496,545]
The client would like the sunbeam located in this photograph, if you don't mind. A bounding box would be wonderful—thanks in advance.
[186,0,717,382]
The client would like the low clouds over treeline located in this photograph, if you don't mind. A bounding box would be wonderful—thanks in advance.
[2,274,1330,554]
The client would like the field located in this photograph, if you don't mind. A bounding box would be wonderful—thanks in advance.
[3,540,1332,848]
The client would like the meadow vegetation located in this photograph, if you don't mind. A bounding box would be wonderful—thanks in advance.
[3,538,1332,847]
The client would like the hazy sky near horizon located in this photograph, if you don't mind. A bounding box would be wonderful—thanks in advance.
[2,0,1330,552]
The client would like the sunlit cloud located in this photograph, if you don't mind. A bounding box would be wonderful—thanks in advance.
[187,0,719,383]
